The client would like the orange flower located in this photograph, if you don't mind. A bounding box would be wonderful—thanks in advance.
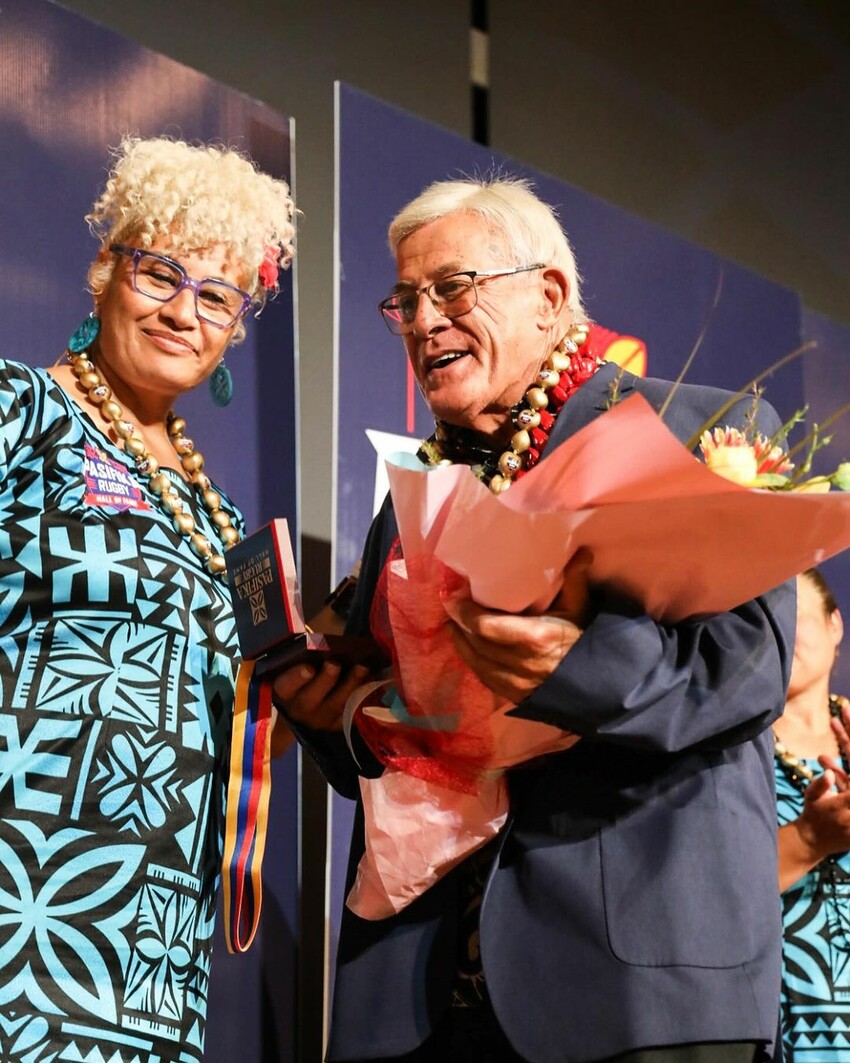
[751,435,794,476]
[699,426,795,487]
[696,424,850,493]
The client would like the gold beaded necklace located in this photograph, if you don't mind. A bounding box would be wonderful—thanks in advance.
[774,696,850,886]
[67,349,239,577]
[417,324,601,494]
[773,735,816,787]
[773,694,848,790]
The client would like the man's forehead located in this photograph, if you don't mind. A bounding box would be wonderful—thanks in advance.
[394,217,510,281]
[393,259,465,286]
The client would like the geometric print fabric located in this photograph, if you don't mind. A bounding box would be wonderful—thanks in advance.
[0,360,242,1061]
[776,753,850,1061]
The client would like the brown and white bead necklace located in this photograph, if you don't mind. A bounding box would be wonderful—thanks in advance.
[773,694,849,790]
[417,323,602,494]
[67,348,239,577]
[774,695,850,885]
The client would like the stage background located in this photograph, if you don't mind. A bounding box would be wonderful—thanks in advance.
[53,0,850,571]
[335,83,804,584]
[1,2,299,1059]
[803,307,850,686]
[3,2,849,1056]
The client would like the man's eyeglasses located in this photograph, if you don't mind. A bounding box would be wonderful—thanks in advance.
[110,244,252,329]
[378,263,545,336]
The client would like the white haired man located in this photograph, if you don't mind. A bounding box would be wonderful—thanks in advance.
[276,176,793,1063]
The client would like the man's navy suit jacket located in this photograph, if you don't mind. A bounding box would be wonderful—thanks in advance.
[300,365,796,1063]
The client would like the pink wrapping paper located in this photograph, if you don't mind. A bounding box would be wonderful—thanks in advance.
[346,549,578,920]
[388,394,850,622]
[351,772,509,918]
[347,394,850,920]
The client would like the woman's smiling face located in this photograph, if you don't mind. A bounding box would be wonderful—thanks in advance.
[93,238,243,406]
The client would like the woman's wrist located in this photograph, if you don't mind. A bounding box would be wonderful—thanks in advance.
[778,820,822,891]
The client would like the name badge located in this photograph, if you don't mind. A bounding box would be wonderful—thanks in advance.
[83,442,151,511]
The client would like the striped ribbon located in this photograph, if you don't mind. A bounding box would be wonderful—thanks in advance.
[222,659,273,953]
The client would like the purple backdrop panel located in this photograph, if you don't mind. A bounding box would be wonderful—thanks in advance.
[335,84,803,583]
[333,82,805,1018]
[803,308,850,692]
[0,0,297,533]
[1,2,299,1060]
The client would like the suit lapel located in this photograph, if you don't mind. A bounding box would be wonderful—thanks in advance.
[547,361,639,450]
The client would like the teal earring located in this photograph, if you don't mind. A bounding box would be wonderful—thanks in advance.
[209,359,233,407]
[68,313,100,354]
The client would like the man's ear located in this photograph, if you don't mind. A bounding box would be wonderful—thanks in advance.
[537,266,569,329]
[831,607,844,648]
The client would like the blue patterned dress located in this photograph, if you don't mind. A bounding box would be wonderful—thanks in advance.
[0,360,242,1062]
[776,750,850,1061]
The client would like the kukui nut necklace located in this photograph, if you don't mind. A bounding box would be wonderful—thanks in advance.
[773,695,850,790]
[67,345,239,577]
[774,695,850,889]
[417,323,602,494]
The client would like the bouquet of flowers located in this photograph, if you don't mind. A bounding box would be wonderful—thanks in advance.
[345,386,850,920]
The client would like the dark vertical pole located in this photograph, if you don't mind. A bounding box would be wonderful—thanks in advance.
[471,0,490,145]
[296,535,333,1062]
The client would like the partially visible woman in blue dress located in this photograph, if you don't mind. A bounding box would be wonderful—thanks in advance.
[774,568,850,1060]
[0,137,294,1061]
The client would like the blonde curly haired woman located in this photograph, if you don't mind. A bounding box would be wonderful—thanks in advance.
[0,136,293,1060]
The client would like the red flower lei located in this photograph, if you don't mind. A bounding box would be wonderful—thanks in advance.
[418,323,602,493]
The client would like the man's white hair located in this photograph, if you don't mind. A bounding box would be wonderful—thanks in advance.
[388,175,586,323]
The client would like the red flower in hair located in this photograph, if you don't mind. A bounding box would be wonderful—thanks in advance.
[258,245,280,290]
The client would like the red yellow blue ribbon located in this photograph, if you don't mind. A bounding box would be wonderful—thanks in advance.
[222,659,273,953]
